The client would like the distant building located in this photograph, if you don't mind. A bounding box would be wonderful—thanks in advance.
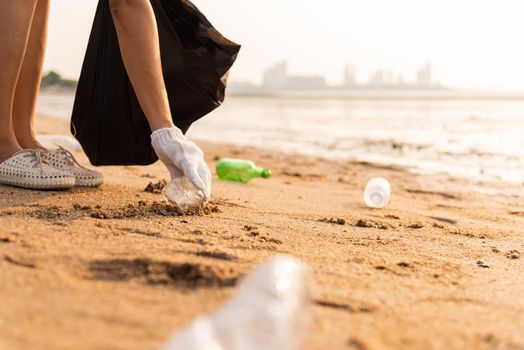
[286,76,327,90]
[344,64,357,87]
[369,70,392,88]
[262,61,327,90]
[241,60,446,94]
[383,70,395,86]
[263,61,288,90]
[417,63,433,87]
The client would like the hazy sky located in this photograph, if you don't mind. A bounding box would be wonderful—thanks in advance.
[45,0,524,91]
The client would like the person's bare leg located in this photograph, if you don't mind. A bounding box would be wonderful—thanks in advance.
[109,0,174,131]
[13,0,50,151]
[0,0,39,162]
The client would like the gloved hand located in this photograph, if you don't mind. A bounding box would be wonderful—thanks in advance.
[151,127,211,203]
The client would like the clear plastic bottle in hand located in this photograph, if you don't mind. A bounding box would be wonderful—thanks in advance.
[163,177,205,211]
[364,177,391,209]
[162,256,311,350]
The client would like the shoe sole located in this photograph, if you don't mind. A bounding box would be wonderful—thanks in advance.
[0,177,75,190]
[75,178,104,188]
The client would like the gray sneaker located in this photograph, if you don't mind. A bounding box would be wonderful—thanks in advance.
[0,149,75,190]
[42,147,103,188]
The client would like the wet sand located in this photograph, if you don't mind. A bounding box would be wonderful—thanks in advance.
[0,116,523,350]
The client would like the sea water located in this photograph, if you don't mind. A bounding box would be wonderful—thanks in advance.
[38,91,524,185]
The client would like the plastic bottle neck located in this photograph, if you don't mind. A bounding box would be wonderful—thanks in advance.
[252,167,272,179]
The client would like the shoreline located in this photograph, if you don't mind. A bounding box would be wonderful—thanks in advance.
[36,112,524,190]
[1,115,523,349]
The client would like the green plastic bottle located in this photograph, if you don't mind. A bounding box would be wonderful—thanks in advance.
[216,158,272,184]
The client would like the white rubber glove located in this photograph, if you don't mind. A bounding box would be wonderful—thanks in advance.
[151,127,211,203]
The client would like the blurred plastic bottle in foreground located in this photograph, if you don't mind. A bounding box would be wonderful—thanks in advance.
[216,158,272,184]
[163,177,205,212]
[364,177,391,209]
[37,134,81,151]
[162,255,311,350]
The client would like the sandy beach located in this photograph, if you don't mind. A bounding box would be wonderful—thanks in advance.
[1,115,523,350]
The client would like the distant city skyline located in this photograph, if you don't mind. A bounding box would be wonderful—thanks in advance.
[230,61,443,92]
[45,0,524,92]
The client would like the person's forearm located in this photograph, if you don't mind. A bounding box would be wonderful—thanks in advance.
[109,0,174,132]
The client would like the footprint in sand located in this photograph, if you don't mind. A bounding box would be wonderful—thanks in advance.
[119,227,162,238]
[429,216,458,225]
[87,259,238,288]
[315,299,375,314]
[195,251,238,262]
[4,255,36,269]
[405,189,460,200]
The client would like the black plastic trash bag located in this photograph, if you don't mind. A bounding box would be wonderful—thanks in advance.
[71,0,240,166]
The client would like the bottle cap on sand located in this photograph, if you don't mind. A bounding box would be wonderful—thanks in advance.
[261,169,272,179]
